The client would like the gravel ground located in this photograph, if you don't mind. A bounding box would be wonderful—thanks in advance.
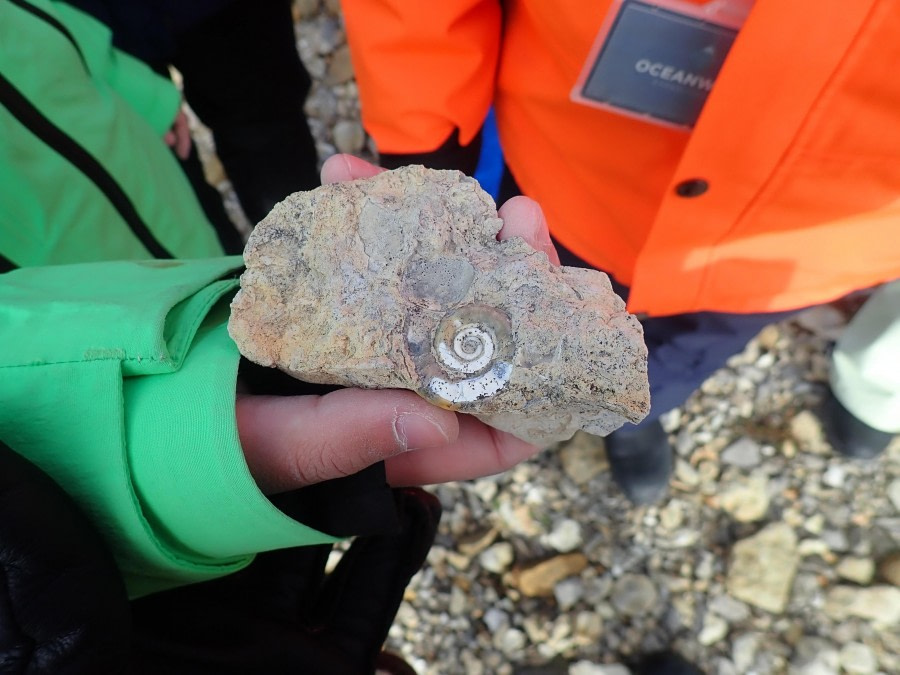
[199,3,900,672]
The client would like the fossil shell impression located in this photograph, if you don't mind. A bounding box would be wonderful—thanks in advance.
[228,166,649,445]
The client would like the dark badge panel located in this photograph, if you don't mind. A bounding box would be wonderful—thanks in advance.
[578,0,739,128]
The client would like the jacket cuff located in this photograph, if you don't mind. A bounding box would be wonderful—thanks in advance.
[104,49,181,135]
[123,299,347,597]
[0,258,401,599]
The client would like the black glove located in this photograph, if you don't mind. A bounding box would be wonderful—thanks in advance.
[0,441,132,674]
[130,486,441,674]
[3,359,442,674]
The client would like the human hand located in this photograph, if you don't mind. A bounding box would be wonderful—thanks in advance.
[320,154,560,265]
[163,106,192,160]
[237,154,560,494]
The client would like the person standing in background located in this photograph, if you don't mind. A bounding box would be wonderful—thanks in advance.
[340,0,900,504]
[64,0,323,251]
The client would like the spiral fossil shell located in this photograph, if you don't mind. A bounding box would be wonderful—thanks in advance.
[228,166,649,445]
[417,304,513,407]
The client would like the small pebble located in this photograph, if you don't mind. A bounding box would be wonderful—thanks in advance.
[838,642,878,674]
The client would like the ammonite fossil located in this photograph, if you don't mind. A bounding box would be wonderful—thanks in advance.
[228,165,649,445]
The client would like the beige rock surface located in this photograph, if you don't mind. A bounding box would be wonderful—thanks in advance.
[228,165,648,444]
[726,522,799,614]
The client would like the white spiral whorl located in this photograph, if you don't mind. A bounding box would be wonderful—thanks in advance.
[410,304,514,408]
[437,323,495,375]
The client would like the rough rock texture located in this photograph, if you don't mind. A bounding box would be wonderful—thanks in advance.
[726,522,800,614]
[228,165,648,444]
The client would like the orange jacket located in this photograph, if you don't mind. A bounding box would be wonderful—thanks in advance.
[343,0,900,317]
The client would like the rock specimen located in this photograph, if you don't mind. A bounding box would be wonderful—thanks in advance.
[228,165,649,444]
[726,522,799,614]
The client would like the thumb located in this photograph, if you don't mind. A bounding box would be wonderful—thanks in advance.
[320,153,386,185]
[497,196,561,266]
[235,388,458,494]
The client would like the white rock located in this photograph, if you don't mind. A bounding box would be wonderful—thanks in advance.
[824,585,900,626]
[792,662,840,675]
[838,642,878,674]
[555,577,586,611]
[695,552,716,581]
[542,519,584,553]
[721,437,763,468]
[798,538,833,558]
[497,498,543,537]
[719,473,770,522]
[731,632,761,673]
[675,459,701,486]
[483,607,509,633]
[448,585,468,616]
[332,119,365,154]
[479,542,515,574]
[659,499,686,530]
[325,44,355,84]
[822,464,847,489]
[791,636,840,675]
[726,522,799,613]
[560,432,609,484]
[836,557,875,585]
[708,594,751,623]
[294,0,319,19]
[698,612,729,645]
[790,411,829,453]
[573,611,604,642]
[610,574,658,617]
[496,627,527,655]
[471,478,499,503]
[803,513,826,535]
[888,478,900,513]
[714,658,738,675]
[659,529,701,549]
[795,304,848,340]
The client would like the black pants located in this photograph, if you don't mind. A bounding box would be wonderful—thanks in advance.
[69,0,322,254]
[172,0,321,232]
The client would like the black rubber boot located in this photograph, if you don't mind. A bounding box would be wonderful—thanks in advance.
[822,391,894,460]
[604,420,674,505]
[632,650,705,675]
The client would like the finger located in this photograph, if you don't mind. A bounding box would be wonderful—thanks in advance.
[163,130,175,148]
[235,388,459,494]
[320,153,386,185]
[384,414,542,486]
[174,112,192,160]
[497,196,561,266]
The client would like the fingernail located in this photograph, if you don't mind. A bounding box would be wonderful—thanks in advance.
[393,412,450,451]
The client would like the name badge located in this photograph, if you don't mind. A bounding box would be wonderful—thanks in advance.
[572,0,753,128]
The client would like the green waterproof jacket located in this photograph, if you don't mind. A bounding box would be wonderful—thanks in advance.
[0,0,223,269]
[0,0,348,598]
[0,258,342,598]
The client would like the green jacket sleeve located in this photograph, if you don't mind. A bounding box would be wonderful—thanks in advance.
[0,258,340,598]
[46,0,179,133]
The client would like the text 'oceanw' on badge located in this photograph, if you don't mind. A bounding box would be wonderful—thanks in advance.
[571,0,755,129]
